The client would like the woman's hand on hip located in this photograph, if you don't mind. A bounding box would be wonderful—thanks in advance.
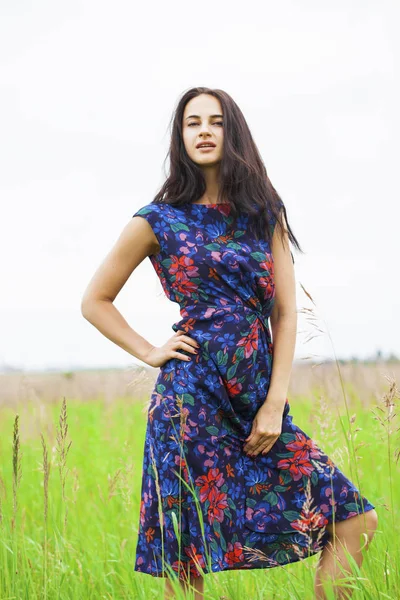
[143,329,200,368]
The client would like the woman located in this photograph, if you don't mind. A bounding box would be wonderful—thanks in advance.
[81,87,378,600]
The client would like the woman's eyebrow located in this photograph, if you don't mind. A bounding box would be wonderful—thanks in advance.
[185,114,223,120]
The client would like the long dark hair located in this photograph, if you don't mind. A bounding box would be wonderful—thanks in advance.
[152,86,302,254]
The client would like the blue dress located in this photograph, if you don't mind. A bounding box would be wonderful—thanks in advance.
[131,201,375,580]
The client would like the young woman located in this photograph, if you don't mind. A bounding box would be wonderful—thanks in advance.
[81,87,378,600]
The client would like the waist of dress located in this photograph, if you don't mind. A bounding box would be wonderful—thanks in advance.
[177,300,271,332]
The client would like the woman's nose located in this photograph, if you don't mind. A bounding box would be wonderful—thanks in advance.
[199,124,212,135]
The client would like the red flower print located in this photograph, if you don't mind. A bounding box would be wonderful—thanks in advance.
[225,376,243,397]
[176,318,198,335]
[249,482,270,495]
[209,266,222,282]
[139,498,146,526]
[185,543,206,575]
[145,526,156,543]
[291,508,328,533]
[207,487,228,524]
[237,324,259,359]
[167,495,184,511]
[277,455,314,481]
[195,468,225,502]
[176,277,199,296]
[169,255,199,282]
[285,432,322,460]
[258,274,274,298]
[171,559,191,580]
[260,257,273,273]
[174,455,189,483]
[226,463,235,477]
[224,541,244,566]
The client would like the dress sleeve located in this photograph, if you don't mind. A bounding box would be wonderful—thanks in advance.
[132,203,163,256]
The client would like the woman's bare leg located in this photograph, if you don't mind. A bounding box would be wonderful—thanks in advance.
[164,564,204,600]
[314,509,378,599]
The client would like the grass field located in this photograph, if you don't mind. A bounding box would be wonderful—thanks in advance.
[0,363,399,599]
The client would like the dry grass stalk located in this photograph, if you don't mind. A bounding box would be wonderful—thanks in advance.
[148,437,168,578]
[107,468,122,502]
[71,467,80,505]
[40,433,51,528]
[40,432,51,599]
[242,545,281,566]
[149,439,164,529]
[117,442,135,513]
[310,392,344,469]
[298,282,368,498]
[97,483,105,504]
[56,397,72,530]
[371,376,399,466]
[292,473,329,561]
[372,376,399,434]
[371,376,399,528]
[12,414,22,531]
[176,395,188,442]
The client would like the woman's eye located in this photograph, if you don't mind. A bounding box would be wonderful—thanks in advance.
[187,122,223,127]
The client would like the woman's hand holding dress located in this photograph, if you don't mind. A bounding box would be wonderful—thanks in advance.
[243,397,286,457]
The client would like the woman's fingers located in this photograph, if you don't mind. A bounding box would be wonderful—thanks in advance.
[245,435,279,457]
[171,330,200,360]
[261,439,278,455]
[244,433,264,454]
[176,330,200,349]
[173,340,198,354]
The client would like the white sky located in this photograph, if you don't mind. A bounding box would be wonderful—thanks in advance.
[1,1,399,372]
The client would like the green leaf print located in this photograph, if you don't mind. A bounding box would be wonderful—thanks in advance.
[274,485,290,492]
[171,222,190,232]
[227,498,236,510]
[250,252,268,262]
[344,502,362,512]
[265,491,279,506]
[216,350,228,366]
[278,433,297,443]
[206,426,220,436]
[283,510,300,521]
[279,470,292,485]
[227,363,238,380]
[235,346,245,361]
[182,393,195,406]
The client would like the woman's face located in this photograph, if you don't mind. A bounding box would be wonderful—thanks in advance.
[182,94,224,167]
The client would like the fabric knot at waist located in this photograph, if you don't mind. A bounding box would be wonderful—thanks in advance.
[172,299,271,333]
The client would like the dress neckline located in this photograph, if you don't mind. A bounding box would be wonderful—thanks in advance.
[189,203,230,208]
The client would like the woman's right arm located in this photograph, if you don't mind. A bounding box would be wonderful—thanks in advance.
[80,216,199,367]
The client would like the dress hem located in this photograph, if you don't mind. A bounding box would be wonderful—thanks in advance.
[134,503,376,580]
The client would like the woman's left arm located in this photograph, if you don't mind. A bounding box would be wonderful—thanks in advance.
[243,212,297,457]
[267,210,297,409]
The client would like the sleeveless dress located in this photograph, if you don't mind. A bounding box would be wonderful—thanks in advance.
[131,201,375,580]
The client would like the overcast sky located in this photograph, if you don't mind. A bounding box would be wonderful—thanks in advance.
[1,1,398,372]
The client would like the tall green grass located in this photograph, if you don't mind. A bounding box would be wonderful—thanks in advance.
[0,374,398,599]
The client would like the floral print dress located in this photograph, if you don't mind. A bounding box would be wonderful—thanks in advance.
[131,200,375,580]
